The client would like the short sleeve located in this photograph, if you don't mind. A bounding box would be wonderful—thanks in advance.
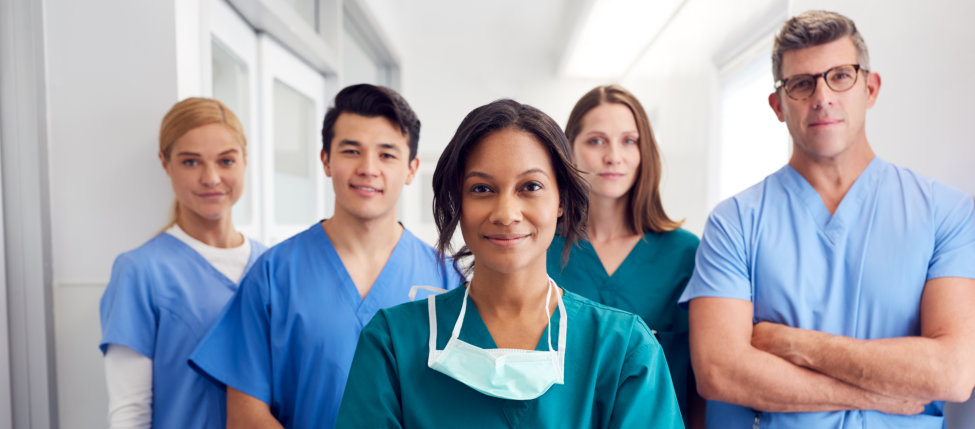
[928,186,975,280]
[679,199,752,306]
[99,253,157,358]
[608,318,684,429]
[189,259,274,403]
[334,311,403,428]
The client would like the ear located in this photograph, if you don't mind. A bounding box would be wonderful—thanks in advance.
[320,148,332,177]
[768,92,786,122]
[557,199,564,218]
[404,157,420,185]
[159,151,171,176]
[865,71,881,108]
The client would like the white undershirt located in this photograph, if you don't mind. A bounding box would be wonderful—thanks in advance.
[104,225,252,428]
[166,224,252,283]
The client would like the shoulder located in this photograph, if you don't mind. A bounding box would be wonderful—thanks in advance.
[400,228,465,283]
[110,233,183,276]
[247,236,269,255]
[252,224,322,266]
[399,228,442,261]
[880,160,972,206]
[648,228,699,251]
[563,291,655,342]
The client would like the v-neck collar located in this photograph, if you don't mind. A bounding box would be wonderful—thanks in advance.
[455,286,564,352]
[782,157,885,242]
[158,232,258,291]
[315,223,411,327]
[577,235,647,283]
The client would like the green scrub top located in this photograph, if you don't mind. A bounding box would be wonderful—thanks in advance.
[547,229,699,421]
[335,286,683,429]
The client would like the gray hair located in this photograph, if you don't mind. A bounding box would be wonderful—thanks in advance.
[772,10,870,81]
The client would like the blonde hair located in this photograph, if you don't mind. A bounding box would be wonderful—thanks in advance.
[565,85,682,235]
[159,97,246,229]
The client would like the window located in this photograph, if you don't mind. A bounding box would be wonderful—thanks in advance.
[715,38,790,204]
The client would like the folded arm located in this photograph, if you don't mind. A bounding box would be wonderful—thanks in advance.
[227,387,284,429]
[689,297,924,414]
[752,276,975,403]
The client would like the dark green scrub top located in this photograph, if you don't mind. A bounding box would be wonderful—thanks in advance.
[547,229,699,421]
[335,287,683,428]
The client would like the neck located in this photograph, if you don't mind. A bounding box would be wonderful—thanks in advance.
[586,193,634,241]
[789,139,875,213]
[467,262,554,318]
[176,210,241,248]
[322,209,403,256]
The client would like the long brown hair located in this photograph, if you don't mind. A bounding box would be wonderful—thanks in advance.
[564,85,681,234]
[158,97,247,229]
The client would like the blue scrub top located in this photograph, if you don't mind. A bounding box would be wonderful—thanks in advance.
[335,286,684,429]
[190,223,463,429]
[99,232,267,429]
[680,158,975,428]
[548,230,698,422]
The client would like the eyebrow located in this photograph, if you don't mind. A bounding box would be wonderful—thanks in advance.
[464,168,550,180]
[337,140,403,153]
[175,148,240,157]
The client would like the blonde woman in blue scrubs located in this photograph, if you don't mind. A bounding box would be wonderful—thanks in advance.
[547,85,702,427]
[335,99,683,428]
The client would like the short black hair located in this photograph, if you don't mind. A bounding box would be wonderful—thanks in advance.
[320,84,420,159]
[432,99,589,271]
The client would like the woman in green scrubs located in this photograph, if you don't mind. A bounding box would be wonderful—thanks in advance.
[547,85,701,427]
[335,99,683,428]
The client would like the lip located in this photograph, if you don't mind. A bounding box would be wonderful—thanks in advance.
[350,184,383,196]
[483,233,530,247]
[597,172,625,179]
[808,118,843,127]
[197,191,226,201]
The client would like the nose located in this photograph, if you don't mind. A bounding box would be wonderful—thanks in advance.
[809,75,834,109]
[201,163,220,187]
[356,152,380,177]
[603,142,622,165]
[488,192,522,226]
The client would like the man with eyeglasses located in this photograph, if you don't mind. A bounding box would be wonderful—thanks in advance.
[680,10,975,428]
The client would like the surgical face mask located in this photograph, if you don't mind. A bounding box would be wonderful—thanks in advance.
[426,279,566,401]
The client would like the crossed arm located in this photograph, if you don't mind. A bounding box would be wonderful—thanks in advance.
[688,276,975,414]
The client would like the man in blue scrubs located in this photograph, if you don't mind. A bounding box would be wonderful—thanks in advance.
[190,84,463,428]
[680,10,975,428]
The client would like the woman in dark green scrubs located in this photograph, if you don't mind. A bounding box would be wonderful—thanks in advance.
[335,99,684,428]
[547,85,702,427]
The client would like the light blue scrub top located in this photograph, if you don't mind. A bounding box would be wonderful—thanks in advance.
[335,286,684,429]
[99,232,267,428]
[189,223,463,429]
[679,158,975,428]
[548,230,698,422]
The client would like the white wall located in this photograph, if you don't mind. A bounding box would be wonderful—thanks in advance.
[44,0,182,425]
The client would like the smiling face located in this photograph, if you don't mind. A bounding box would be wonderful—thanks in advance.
[769,36,881,163]
[161,123,245,223]
[571,102,641,203]
[322,113,419,223]
[460,127,562,276]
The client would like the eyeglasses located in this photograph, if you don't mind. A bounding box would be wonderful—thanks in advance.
[774,64,867,100]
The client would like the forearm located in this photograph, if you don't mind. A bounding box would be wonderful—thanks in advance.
[761,326,974,402]
[753,277,975,403]
[689,297,923,415]
[104,344,153,429]
[695,343,918,413]
[227,387,284,429]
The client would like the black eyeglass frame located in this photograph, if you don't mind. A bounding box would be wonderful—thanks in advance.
[774,64,868,100]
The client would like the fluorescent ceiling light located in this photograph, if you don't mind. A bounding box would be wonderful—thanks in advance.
[560,0,684,78]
